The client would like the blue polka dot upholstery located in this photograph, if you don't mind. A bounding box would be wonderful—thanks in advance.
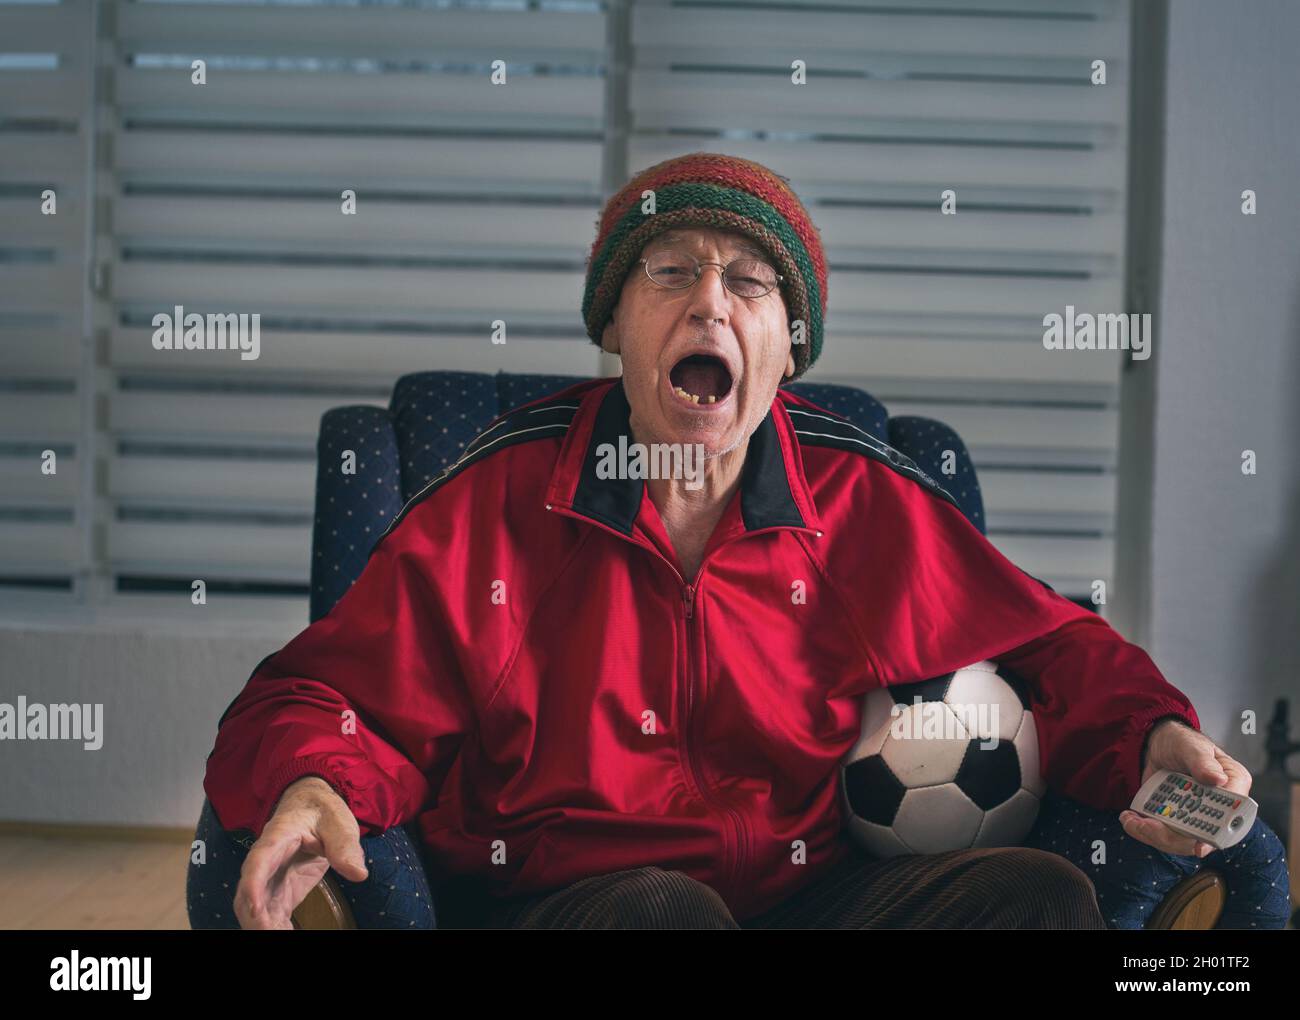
[887,415,986,534]
[1025,789,1290,929]
[391,372,498,502]
[497,373,586,414]
[784,381,889,442]
[310,406,404,623]
[226,370,1285,929]
[187,797,435,929]
[310,373,585,622]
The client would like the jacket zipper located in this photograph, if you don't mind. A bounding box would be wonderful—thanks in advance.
[678,573,749,907]
[545,502,821,905]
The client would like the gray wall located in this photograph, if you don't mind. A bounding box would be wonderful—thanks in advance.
[1145,0,1300,768]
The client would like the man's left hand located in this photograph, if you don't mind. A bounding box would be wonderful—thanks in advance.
[1118,719,1252,859]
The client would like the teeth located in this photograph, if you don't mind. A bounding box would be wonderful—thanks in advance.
[673,385,717,405]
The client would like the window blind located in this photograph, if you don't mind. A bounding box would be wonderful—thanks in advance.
[102,0,608,590]
[0,0,93,591]
[7,0,1136,606]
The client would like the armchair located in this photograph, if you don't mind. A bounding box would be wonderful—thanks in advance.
[187,371,1290,929]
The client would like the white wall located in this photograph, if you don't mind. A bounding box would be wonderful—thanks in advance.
[0,616,301,828]
[1147,0,1300,765]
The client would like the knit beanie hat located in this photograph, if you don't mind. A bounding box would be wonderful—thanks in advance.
[581,152,828,380]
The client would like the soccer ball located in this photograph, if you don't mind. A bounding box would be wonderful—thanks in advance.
[840,661,1046,857]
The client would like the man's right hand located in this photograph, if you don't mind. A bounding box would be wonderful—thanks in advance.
[233,775,369,930]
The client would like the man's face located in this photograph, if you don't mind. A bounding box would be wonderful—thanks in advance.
[600,226,797,457]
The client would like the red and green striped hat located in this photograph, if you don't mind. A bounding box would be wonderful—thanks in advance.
[582,152,828,380]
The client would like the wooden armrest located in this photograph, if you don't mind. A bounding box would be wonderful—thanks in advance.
[291,874,357,930]
[1147,869,1226,930]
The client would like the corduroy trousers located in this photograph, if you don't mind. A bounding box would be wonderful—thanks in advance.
[475,846,1108,929]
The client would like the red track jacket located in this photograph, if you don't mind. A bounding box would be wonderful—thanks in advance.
[204,377,1200,920]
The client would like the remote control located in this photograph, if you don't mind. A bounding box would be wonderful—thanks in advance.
[1130,768,1258,851]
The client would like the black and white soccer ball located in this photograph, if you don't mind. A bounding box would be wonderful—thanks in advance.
[840,661,1046,857]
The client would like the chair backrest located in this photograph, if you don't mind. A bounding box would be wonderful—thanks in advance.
[310,371,983,621]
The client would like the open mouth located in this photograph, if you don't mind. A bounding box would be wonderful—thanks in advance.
[668,354,734,405]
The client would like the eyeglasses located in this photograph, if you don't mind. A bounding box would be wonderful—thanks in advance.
[638,249,784,299]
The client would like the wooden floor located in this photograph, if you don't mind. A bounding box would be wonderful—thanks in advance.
[0,832,192,930]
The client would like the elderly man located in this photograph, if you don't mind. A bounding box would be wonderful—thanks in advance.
[203,153,1249,929]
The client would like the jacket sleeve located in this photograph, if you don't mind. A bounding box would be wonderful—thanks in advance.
[991,616,1200,811]
[852,467,1200,812]
[203,516,475,838]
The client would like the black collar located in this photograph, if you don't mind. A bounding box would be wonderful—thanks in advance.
[569,379,811,535]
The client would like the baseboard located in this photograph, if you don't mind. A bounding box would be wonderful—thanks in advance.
[0,820,193,843]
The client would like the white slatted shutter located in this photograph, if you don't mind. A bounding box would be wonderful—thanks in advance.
[0,0,93,591]
[101,0,607,591]
[6,0,1137,608]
